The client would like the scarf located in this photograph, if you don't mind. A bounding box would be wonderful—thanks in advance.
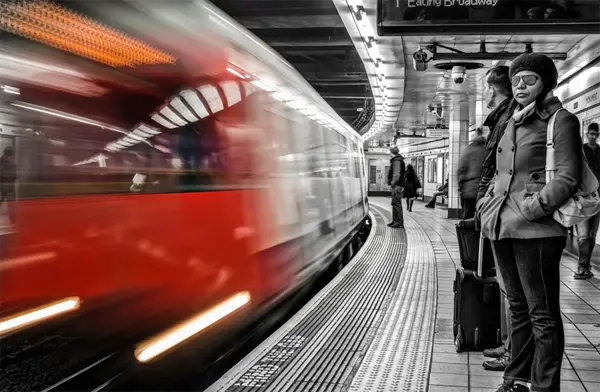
[512,92,555,123]
[512,101,536,123]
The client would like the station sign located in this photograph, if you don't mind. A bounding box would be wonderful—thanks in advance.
[425,129,449,138]
[377,0,600,35]
[566,87,599,114]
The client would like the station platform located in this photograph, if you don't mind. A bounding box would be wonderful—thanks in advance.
[206,198,600,392]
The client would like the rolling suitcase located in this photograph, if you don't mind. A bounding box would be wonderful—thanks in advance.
[453,226,501,352]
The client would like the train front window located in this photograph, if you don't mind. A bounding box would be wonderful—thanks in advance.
[0,0,254,197]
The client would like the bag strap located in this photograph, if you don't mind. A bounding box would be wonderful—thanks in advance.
[545,108,566,183]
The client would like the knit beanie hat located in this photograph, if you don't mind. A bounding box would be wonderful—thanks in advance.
[389,146,399,155]
[509,53,559,92]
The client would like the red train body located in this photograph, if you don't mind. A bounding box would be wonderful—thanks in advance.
[0,0,368,369]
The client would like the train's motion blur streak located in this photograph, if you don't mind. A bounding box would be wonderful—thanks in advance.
[0,0,368,388]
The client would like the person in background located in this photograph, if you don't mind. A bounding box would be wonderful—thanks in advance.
[574,122,600,279]
[403,164,421,212]
[387,145,405,228]
[0,146,17,224]
[425,177,448,209]
[477,66,518,202]
[477,65,517,372]
[457,127,486,219]
[477,53,581,392]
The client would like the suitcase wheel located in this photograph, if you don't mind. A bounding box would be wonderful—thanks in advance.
[474,328,481,351]
[454,328,464,353]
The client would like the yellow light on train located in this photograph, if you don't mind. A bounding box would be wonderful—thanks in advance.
[0,297,81,337]
[135,291,251,363]
[0,0,176,68]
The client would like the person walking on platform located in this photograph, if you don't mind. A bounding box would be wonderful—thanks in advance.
[574,122,600,280]
[477,53,582,392]
[403,164,421,212]
[387,146,405,228]
[457,127,486,219]
[476,65,517,372]
[424,178,448,208]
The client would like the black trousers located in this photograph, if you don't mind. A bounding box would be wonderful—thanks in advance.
[490,237,566,392]
[461,197,476,219]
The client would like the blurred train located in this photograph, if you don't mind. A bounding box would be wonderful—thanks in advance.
[0,0,368,376]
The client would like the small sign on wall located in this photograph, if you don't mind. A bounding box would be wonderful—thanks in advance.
[566,87,599,114]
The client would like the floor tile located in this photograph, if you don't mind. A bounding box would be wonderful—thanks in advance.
[428,372,469,387]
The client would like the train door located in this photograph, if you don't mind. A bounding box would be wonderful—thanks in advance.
[368,159,377,191]
[417,157,425,200]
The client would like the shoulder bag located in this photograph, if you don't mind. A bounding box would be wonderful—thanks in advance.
[546,109,600,227]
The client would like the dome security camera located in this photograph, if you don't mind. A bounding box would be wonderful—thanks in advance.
[451,65,466,84]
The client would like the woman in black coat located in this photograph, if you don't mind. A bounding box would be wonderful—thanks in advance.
[403,164,421,212]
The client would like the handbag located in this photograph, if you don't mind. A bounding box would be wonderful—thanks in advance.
[545,109,600,227]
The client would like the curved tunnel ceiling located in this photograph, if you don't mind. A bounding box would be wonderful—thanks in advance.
[211,0,374,130]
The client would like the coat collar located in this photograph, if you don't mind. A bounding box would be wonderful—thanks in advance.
[483,98,511,128]
[534,95,563,120]
[514,94,563,123]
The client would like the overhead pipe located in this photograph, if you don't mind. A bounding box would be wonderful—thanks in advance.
[426,42,568,61]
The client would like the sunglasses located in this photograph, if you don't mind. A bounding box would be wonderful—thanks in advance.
[511,75,539,87]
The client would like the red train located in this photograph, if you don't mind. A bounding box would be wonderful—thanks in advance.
[0,0,368,372]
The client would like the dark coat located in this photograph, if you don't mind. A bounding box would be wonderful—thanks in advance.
[582,143,600,182]
[476,98,518,202]
[387,155,406,187]
[477,96,582,240]
[457,136,486,200]
[403,171,421,199]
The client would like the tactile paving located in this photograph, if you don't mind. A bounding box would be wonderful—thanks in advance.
[206,206,435,392]
[349,205,437,392]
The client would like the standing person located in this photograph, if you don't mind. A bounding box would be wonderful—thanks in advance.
[457,127,486,219]
[574,122,600,279]
[477,53,582,392]
[387,146,405,228]
[477,65,518,372]
[403,164,421,212]
[0,146,17,225]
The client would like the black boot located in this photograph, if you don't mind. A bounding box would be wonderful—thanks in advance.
[575,239,595,279]
[409,199,414,212]
[406,200,410,212]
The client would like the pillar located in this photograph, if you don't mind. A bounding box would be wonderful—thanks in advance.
[447,100,470,219]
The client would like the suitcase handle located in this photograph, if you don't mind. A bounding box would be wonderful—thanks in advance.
[477,233,484,279]
[475,233,496,283]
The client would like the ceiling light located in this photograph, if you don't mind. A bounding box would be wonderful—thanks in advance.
[250,79,276,92]
[226,67,247,79]
[135,292,250,362]
[180,90,209,119]
[2,85,20,95]
[170,97,199,122]
[220,81,242,107]
[127,133,146,142]
[12,102,126,133]
[159,106,187,127]
[151,114,176,129]
[198,85,225,113]
[138,124,161,135]
[0,297,80,336]
[1,1,175,68]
